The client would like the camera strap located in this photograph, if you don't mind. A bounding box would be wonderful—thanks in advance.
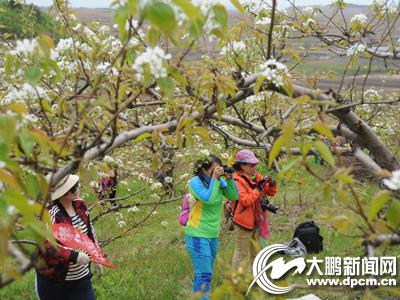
[239,174,269,202]
[239,174,258,190]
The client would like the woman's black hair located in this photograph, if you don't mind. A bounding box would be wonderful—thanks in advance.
[193,154,222,179]
[233,161,242,171]
[68,183,79,194]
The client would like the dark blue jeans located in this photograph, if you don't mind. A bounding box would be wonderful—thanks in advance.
[35,273,96,300]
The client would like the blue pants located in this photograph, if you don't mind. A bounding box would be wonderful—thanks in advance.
[185,235,219,300]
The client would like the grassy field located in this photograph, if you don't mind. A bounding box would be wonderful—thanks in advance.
[1,162,399,300]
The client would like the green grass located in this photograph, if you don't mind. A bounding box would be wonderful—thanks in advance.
[1,162,399,299]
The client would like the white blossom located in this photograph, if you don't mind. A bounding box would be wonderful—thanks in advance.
[103,155,115,164]
[382,170,400,190]
[90,181,98,188]
[127,206,139,213]
[0,161,5,168]
[303,18,316,27]
[2,84,47,105]
[220,41,246,55]
[117,220,126,227]
[11,38,38,56]
[151,210,158,216]
[151,182,163,190]
[7,205,17,215]
[302,7,314,16]
[179,173,189,180]
[363,89,383,101]
[164,177,173,184]
[96,62,118,75]
[199,149,210,157]
[221,153,229,159]
[72,23,82,31]
[132,46,171,79]
[121,180,128,185]
[346,43,366,56]
[152,194,161,200]
[350,14,368,25]
[161,221,168,227]
[24,114,39,123]
[256,17,271,26]
[259,58,288,88]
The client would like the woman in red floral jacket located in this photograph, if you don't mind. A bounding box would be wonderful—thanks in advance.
[35,174,98,300]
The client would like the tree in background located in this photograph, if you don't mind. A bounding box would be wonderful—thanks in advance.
[0,0,61,39]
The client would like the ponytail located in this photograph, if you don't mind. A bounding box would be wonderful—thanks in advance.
[193,154,222,177]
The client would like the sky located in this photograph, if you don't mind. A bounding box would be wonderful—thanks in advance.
[26,0,376,9]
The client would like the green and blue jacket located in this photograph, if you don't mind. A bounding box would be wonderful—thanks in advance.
[185,176,238,238]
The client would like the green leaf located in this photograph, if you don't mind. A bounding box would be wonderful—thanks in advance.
[38,34,55,58]
[25,67,42,85]
[172,0,203,23]
[0,142,9,160]
[114,5,129,41]
[254,75,265,94]
[269,136,285,167]
[212,4,227,30]
[184,119,194,147]
[334,215,350,230]
[193,126,210,141]
[282,75,293,98]
[322,184,330,201]
[314,141,335,167]
[229,0,245,15]
[127,49,137,66]
[156,77,174,98]
[313,122,334,141]
[25,222,53,250]
[147,27,160,47]
[336,173,354,184]
[18,130,35,158]
[386,200,400,228]
[26,174,40,200]
[147,2,177,36]
[1,191,42,222]
[335,188,349,205]
[135,132,153,142]
[280,157,300,173]
[368,190,390,222]
[0,115,16,144]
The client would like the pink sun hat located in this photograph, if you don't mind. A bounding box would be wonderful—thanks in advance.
[235,149,260,164]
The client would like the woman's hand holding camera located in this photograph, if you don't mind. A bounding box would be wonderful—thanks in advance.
[212,166,225,179]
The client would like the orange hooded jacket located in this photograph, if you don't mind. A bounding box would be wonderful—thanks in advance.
[232,171,278,231]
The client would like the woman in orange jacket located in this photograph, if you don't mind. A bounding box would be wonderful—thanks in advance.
[231,149,278,271]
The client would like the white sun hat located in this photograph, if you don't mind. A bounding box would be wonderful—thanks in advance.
[47,174,80,201]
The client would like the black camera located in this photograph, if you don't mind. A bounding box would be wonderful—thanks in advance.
[258,177,276,187]
[261,199,278,214]
[222,165,235,174]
